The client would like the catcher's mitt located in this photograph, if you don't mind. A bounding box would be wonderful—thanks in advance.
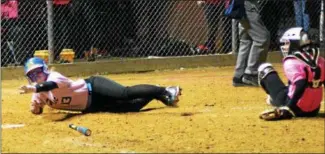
[259,106,295,121]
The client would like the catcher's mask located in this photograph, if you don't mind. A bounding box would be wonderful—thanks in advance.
[279,27,311,58]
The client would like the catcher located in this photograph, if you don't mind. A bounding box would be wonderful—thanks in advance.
[19,57,182,114]
[258,27,325,121]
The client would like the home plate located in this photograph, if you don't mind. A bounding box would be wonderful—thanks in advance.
[2,124,25,129]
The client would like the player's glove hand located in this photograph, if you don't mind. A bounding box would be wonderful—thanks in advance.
[259,106,295,121]
[19,85,36,94]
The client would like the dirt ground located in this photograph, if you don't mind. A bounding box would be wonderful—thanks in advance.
[1,65,324,153]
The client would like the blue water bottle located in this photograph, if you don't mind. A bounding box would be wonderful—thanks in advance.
[69,124,91,136]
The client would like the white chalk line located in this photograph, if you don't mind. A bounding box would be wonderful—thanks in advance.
[2,124,25,129]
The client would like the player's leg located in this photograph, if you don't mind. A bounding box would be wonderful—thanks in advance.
[87,76,181,107]
[258,63,288,107]
[125,85,182,107]
[258,64,296,120]
[107,98,154,112]
[242,1,270,86]
[83,91,154,113]
[293,0,303,29]
[233,20,252,86]
[300,0,310,31]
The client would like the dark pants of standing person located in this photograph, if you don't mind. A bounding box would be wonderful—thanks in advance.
[233,0,270,86]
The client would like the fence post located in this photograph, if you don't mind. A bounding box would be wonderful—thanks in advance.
[46,0,54,64]
[320,0,325,52]
[231,19,238,54]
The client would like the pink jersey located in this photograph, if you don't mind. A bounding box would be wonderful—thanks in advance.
[283,57,325,112]
[31,71,90,111]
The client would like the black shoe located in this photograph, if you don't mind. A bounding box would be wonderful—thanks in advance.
[232,77,248,87]
[242,74,259,87]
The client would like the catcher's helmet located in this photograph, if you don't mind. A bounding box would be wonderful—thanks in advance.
[280,27,319,69]
[279,27,311,57]
[24,57,49,82]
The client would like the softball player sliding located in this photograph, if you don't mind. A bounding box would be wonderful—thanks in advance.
[258,27,325,120]
[19,57,182,114]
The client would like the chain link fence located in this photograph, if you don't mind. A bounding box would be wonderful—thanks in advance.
[52,0,232,60]
[1,0,47,66]
[259,0,324,51]
[1,0,324,67]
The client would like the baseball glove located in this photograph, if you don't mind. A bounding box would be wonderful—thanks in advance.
[259,106,295,121]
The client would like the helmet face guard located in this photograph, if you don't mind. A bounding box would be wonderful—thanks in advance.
[279,27,312,58]
[26,67,44,83]
[280,27,319,68]
[280,39,290,57]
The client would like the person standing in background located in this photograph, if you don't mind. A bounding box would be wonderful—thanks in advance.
[227,0,270,87]
[193,0,231,54]
[293,0,309,32]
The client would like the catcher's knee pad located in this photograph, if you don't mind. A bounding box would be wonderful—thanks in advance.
[258,63,276,86]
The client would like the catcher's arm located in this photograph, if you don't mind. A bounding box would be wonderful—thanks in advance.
[283,60,308,109]
[286,79,307,109]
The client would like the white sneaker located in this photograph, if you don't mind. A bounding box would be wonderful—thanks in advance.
[165,86,182,107]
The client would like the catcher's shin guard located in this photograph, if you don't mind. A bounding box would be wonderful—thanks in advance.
[258,63,276,93]
[258,63,276,84]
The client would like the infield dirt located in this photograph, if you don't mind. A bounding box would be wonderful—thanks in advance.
[2,65,324,153]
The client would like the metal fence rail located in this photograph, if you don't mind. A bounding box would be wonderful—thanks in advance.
[1,0,324,67]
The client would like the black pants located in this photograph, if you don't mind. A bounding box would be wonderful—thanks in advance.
[261,72,319,117]
[84,76,168,113]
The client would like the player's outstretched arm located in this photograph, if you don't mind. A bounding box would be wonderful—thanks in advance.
[19,85,36,94]
[19,81,59,94]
